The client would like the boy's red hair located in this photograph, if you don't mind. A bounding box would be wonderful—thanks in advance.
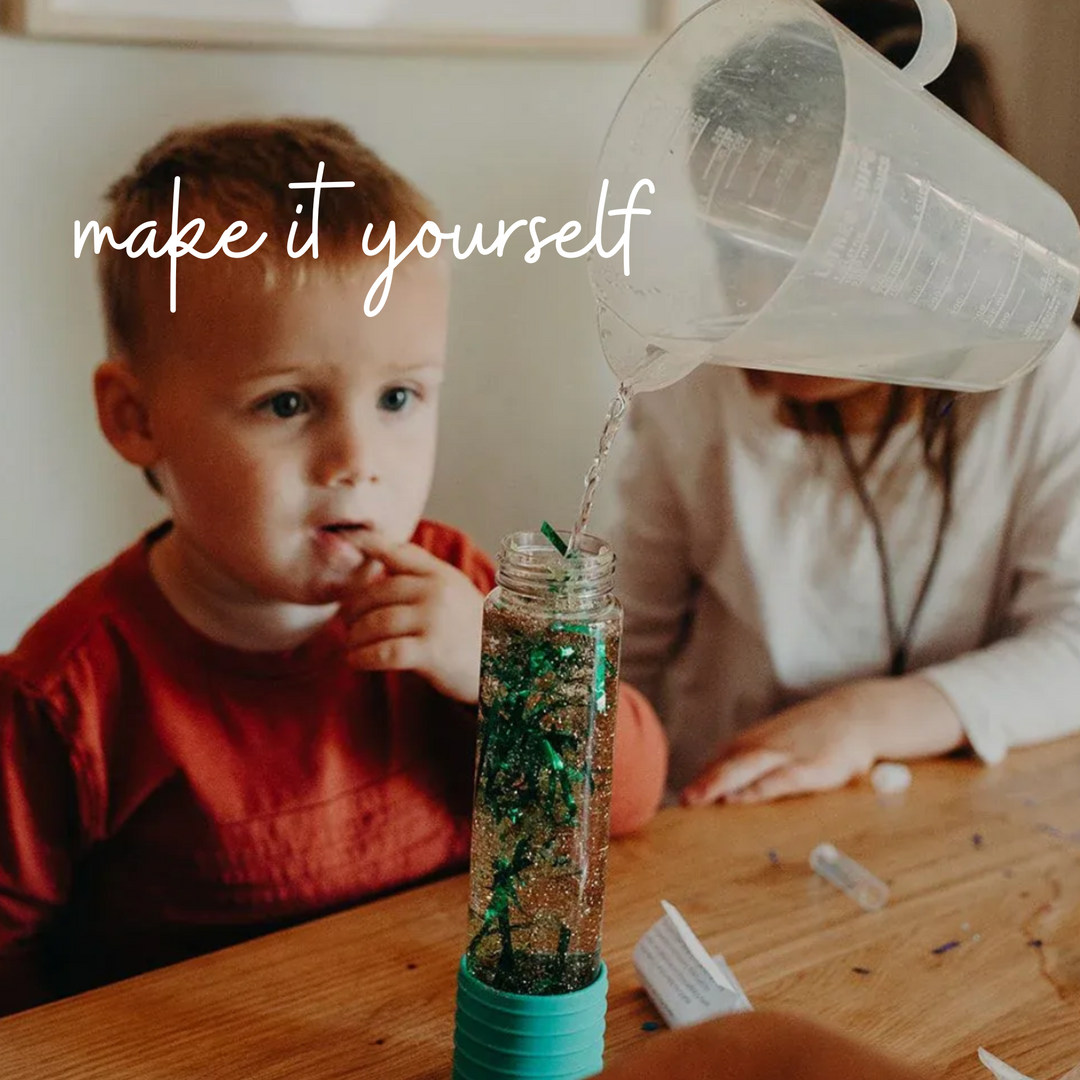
[98,117,434,363]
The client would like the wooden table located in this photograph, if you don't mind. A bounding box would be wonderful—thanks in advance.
[2,739,1079,1080]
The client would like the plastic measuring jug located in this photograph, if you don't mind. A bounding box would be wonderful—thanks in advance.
[587,0,1080,392]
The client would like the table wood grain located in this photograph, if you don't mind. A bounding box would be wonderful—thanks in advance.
[2,739,1079,1080]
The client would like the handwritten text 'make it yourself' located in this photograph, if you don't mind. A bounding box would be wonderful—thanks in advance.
[74,162,655,316]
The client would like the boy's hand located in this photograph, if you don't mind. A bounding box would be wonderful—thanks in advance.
[682,676,965,806]
[340,530,485,705]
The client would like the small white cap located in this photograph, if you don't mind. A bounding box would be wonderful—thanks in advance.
[871,762,913,796]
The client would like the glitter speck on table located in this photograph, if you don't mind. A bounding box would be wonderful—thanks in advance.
[932,941,961,955]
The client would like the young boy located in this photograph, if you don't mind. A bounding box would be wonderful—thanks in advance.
[0,118,667,1017]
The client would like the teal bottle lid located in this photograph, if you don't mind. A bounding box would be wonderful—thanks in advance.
[452,956,608,1080]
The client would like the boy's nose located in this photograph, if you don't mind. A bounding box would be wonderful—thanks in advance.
[313,419,376,488]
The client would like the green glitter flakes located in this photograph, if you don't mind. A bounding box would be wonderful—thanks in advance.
[595,639,608,714]
[540,520,568,557]
[465,545,621,996]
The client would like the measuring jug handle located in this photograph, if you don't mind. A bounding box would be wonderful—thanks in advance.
[904,0,958,87]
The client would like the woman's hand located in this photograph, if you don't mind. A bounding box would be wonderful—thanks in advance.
[682,676,966,805]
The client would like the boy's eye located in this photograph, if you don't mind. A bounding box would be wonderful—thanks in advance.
[379,387,415,413]
[260,391,309,419]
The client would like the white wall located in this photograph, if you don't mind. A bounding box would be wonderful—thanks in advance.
[948,0,1080,217]
[0,34,645,648]
[3,1,1079,650]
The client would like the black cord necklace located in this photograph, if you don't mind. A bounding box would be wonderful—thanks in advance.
[817,399,956,677]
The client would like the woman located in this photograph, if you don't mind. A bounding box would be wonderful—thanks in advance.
[612,0,1080,805]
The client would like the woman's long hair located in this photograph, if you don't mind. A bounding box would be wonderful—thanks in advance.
[799,0,1007,470]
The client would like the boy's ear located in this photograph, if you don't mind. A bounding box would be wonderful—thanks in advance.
[93,359,159,469]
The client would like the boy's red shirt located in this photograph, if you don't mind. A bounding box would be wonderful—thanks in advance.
[0,520,666,1015]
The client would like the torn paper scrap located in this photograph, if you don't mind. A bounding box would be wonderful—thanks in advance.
[979,1049,1035,1080]
[632,900,752,1029]
[979,1048,1080,1080]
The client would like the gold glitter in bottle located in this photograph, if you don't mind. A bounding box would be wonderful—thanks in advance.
[465,529,622,995]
